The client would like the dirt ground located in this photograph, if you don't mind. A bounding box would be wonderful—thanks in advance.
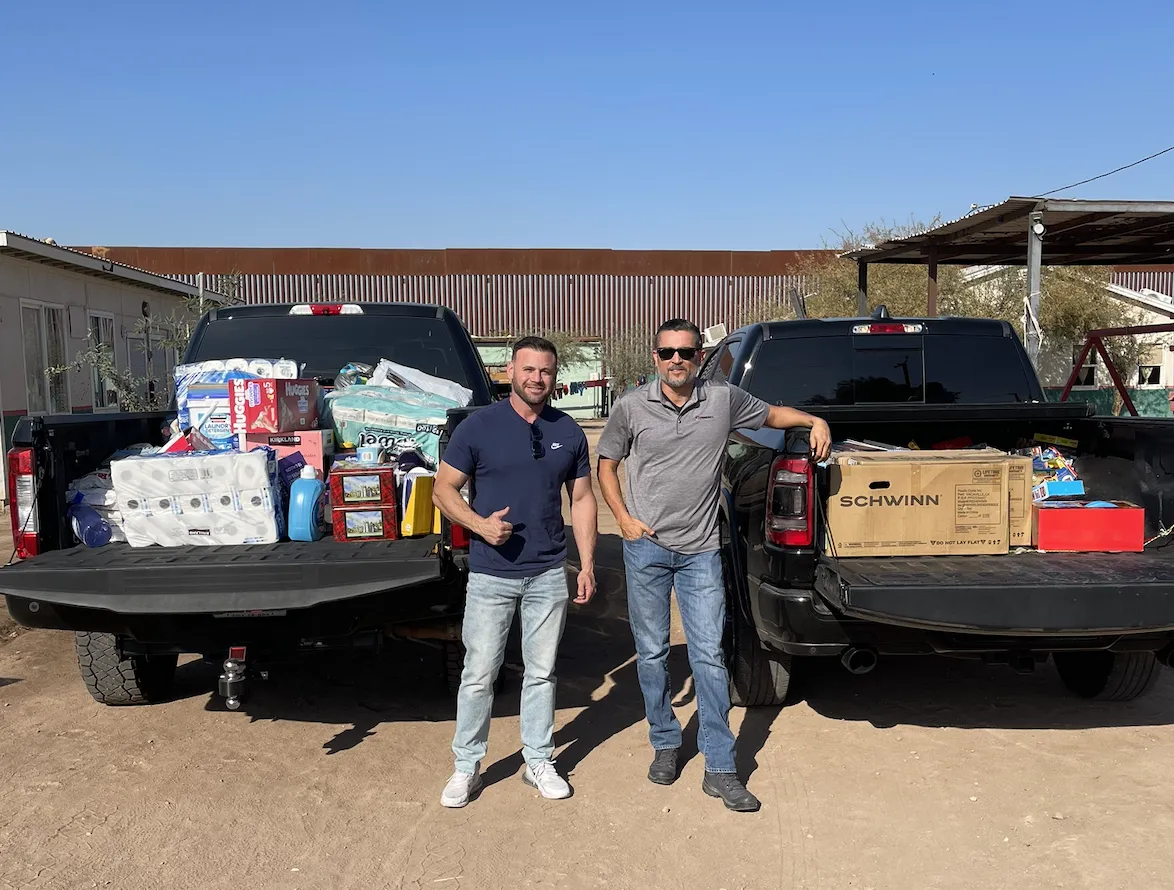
[4,431,1174,889]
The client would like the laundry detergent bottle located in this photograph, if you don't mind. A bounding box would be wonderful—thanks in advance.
[288,465,328,542]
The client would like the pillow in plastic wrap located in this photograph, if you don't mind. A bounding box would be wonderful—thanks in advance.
[324,385,458,468]
[369,359,473,406]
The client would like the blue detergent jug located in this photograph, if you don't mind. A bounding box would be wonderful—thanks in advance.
[288,465,328,542]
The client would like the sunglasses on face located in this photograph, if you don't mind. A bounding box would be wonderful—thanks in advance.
[656,347,699,362]
[530,422,543,459]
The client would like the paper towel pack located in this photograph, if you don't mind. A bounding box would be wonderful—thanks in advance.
[111,449,284,547]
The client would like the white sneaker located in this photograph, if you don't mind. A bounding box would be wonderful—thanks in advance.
[440,769,482,808]
[523,761,571,799]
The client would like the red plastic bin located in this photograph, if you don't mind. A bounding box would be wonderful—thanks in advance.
[1031,501,1145,552]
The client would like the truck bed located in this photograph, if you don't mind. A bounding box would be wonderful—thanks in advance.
[1,536,444,613]
[815,550,1174,636]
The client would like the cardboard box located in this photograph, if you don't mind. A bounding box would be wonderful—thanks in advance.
[401,473,435,537]
[230,378,321,436]
[329,465,397,507]
[826,450,1010,557]
[1032,479,1085,501]
[1032,501,1144,552]
[245,430,334,475]
[332,505,399,542]
[1004,454,1033,548]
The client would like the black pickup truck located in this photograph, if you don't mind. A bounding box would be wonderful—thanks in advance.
[2,302,492,707]
[708,312,1174,705]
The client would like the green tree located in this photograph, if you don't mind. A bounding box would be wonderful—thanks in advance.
[49,275,245,412]
[750,218,1152,380]
[602,325,655,393]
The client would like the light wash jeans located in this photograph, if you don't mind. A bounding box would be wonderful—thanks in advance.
[452,564,570,774]
[622,535,737,774]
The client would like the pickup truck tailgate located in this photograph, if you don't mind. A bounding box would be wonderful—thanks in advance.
[1,537,445,614]
[815,552,1174,635]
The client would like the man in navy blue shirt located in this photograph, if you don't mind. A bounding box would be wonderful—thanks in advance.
[433,335,597,807]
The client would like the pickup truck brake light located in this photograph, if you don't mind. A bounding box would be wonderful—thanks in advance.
[766,456,813,548]
[288,304,365,316]
[851,323,924,334]
[6,447,41,559]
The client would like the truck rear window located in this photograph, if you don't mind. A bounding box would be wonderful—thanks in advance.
[745,334,1038,406]
[188,315,473,385]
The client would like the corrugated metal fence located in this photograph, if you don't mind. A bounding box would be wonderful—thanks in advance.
[76,247,1174,340]
[169,272,811,338]
[1113,268,1174,297]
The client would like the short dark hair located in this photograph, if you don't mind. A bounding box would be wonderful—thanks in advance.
[512,335,559,364]
[655,318,702,348]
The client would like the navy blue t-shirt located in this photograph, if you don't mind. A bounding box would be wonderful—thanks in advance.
[442,400,591,578]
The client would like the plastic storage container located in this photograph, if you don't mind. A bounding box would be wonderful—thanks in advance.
[288,465,328,542]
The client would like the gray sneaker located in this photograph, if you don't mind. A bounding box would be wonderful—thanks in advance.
[523,760,572,799]
[440,769,482,808]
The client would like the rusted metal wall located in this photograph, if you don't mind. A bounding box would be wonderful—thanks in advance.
[71,246,1174,338]
[75,247,821,337]
[169,271,812,337]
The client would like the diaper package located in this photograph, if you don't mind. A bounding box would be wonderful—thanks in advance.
[174,358,300,429]
[324,385,458,468]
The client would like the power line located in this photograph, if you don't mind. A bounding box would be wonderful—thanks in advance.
[1035,143,1174,197]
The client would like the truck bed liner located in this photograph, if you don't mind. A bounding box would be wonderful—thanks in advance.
[1,537,444,613]
[815,550,1174,635]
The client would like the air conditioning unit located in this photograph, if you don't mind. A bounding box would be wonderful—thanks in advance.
[703,323,727,347]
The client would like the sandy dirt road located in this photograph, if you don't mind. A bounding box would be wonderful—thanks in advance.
[3,431,1174,889]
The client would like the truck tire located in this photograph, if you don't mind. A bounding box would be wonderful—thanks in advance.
[444,640,464,696]
[75,632,177,706]
[720,537,792,707]
[726,599,792,707]
[442,641,506,696]
[1053,651,1162,702]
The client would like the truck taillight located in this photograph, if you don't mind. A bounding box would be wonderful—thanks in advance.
[450,524,471,549]
[7,447,41,559]
[766,456,813,548]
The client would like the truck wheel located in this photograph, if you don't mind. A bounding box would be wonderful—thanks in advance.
[1053,651,1162,702]
[721,540,792,707]
[444,641,464,696]
[75,632,177,706]
[442,641,506,695]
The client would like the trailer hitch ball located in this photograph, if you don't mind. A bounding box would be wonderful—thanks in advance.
[219,657,248,710]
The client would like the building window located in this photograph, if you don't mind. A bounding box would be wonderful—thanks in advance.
[88,312,118,410]
[21,302,69,414]
[1137,345,1164,387]
[1072,345,1097,387]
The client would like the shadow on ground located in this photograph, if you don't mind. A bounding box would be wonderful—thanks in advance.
[154,532,1174,762]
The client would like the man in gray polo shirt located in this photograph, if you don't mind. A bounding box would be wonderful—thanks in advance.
[597,318,831,812]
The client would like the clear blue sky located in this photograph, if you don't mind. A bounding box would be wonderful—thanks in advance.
[4,0,1173,250]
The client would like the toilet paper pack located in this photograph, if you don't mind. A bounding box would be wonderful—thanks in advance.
[111,449,284,547]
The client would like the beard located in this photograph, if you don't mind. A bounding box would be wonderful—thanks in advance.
[512,379,551,406]
[660,365,696,390]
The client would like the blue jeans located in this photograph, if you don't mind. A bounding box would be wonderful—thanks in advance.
[452,565,570,774]
[622,536,736,774]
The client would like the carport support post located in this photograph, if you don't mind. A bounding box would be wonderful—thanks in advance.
[1025,211,1044,365]
[926,247,939,316]
[856,261,868,315]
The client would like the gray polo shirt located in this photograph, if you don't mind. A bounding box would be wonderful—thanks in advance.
[597,379,770,554]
